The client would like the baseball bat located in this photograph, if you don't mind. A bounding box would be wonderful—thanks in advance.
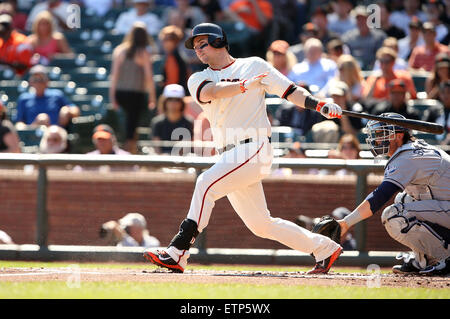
[341,110,444,134]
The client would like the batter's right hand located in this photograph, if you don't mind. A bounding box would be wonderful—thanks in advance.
[241,72,268,92]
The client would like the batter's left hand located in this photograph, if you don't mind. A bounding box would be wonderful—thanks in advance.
[316,101,342,119]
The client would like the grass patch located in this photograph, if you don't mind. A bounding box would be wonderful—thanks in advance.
[0,281,447,299]
[0,261,392,274]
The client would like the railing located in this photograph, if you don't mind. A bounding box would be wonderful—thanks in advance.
[0,153,386,251]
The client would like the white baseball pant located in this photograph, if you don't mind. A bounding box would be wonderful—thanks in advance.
[166,136,340,269]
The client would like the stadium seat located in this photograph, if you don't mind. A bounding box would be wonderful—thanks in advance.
[265,97,283,116]
[69,114,103,153]
[0,80,24,101]
[152,55,164,75]
[17,127,45,147]
[217,21,252,57]
[102,31,124,48]
[92,54,112,69]
[0,68,17,81]
[49,54,87,71]
[412,73,429,93]
[407,99,443,121]
[86,81,110,102]
[68,67,109,84]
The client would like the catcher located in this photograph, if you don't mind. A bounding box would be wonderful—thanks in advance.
[313,113,450,275]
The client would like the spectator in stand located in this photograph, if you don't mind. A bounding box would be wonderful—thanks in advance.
[110,22,157,154]
[100,213,160,248]
[0,229,13,244]
[88,124,129,155]
[362,47,417,103]
[426,52,450,99]
[327,0,356,36]
[0,1,27,32]
[39,124,68,154]
[165,10,203,73]
[265,40,297,76]
[274,83,323,137]
[444,0,450,26]
[320,54,365,103]
[155,0,177,6]
[370,79,421,120]
[163,0,207,30]
[328,82,364,136]
[151,84,193,155]
[408,22,449,72]
[372,37,408,71]
[25,0,73,32]
[27,11,73,65]
[326,38,345,63]
[0,13,34,76]
[377,1,406,40]
[78,0,120,17]
[436,81,450,145]
[397,17,425,61]
[114,0,163,37]
[288,38,337,91]
[191,0,224,22]
[425,0,448,43]
[158,25,190,92]
[14,65,80,129]
[269,0,301,44]
[342,5,386,70]
[389,0,428,36]
[225,0,273,57]
[311,6,341,50]
[283,141,306,159]
[288,22,320,63]
[328,133,361,160]
[0,102,20,153]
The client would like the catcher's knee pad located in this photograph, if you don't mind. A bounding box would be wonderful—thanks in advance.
[168,219,199,250]
[381,204,417,241]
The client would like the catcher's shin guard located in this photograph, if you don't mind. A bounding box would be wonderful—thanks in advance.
[169,218,199,250]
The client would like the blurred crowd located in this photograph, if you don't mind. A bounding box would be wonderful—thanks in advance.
[0,0,449,163]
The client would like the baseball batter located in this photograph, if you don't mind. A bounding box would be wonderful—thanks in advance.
[144,23,343,274]
[337,113,450,275]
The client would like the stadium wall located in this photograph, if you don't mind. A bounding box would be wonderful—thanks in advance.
[0,169,406,251]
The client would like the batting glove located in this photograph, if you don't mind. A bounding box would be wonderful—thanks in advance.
[316,101,342,119]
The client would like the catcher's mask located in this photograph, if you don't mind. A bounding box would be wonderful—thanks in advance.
[365,112,409,158]
[185,23,229,51]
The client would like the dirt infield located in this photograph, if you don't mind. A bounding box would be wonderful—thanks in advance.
[0,266,449,289]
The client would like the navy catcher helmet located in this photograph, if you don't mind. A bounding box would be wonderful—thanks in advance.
[365,112,410,157]
[185,23,229,51]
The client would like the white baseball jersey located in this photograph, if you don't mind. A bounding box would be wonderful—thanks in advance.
[187,57,294,149]
[165,56,341,270]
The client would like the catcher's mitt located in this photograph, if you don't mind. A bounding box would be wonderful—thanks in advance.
[311,215,341,244]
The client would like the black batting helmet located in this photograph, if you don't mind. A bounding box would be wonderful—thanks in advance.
[185,23,229,51]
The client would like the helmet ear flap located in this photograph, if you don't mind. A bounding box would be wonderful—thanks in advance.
[208,34,226,49]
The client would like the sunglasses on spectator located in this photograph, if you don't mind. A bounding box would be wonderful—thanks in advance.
[379,58,393,64]
[30,77,46,83]
[194,42,209,51]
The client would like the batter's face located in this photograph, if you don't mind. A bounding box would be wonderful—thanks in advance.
[193,35,212,64]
